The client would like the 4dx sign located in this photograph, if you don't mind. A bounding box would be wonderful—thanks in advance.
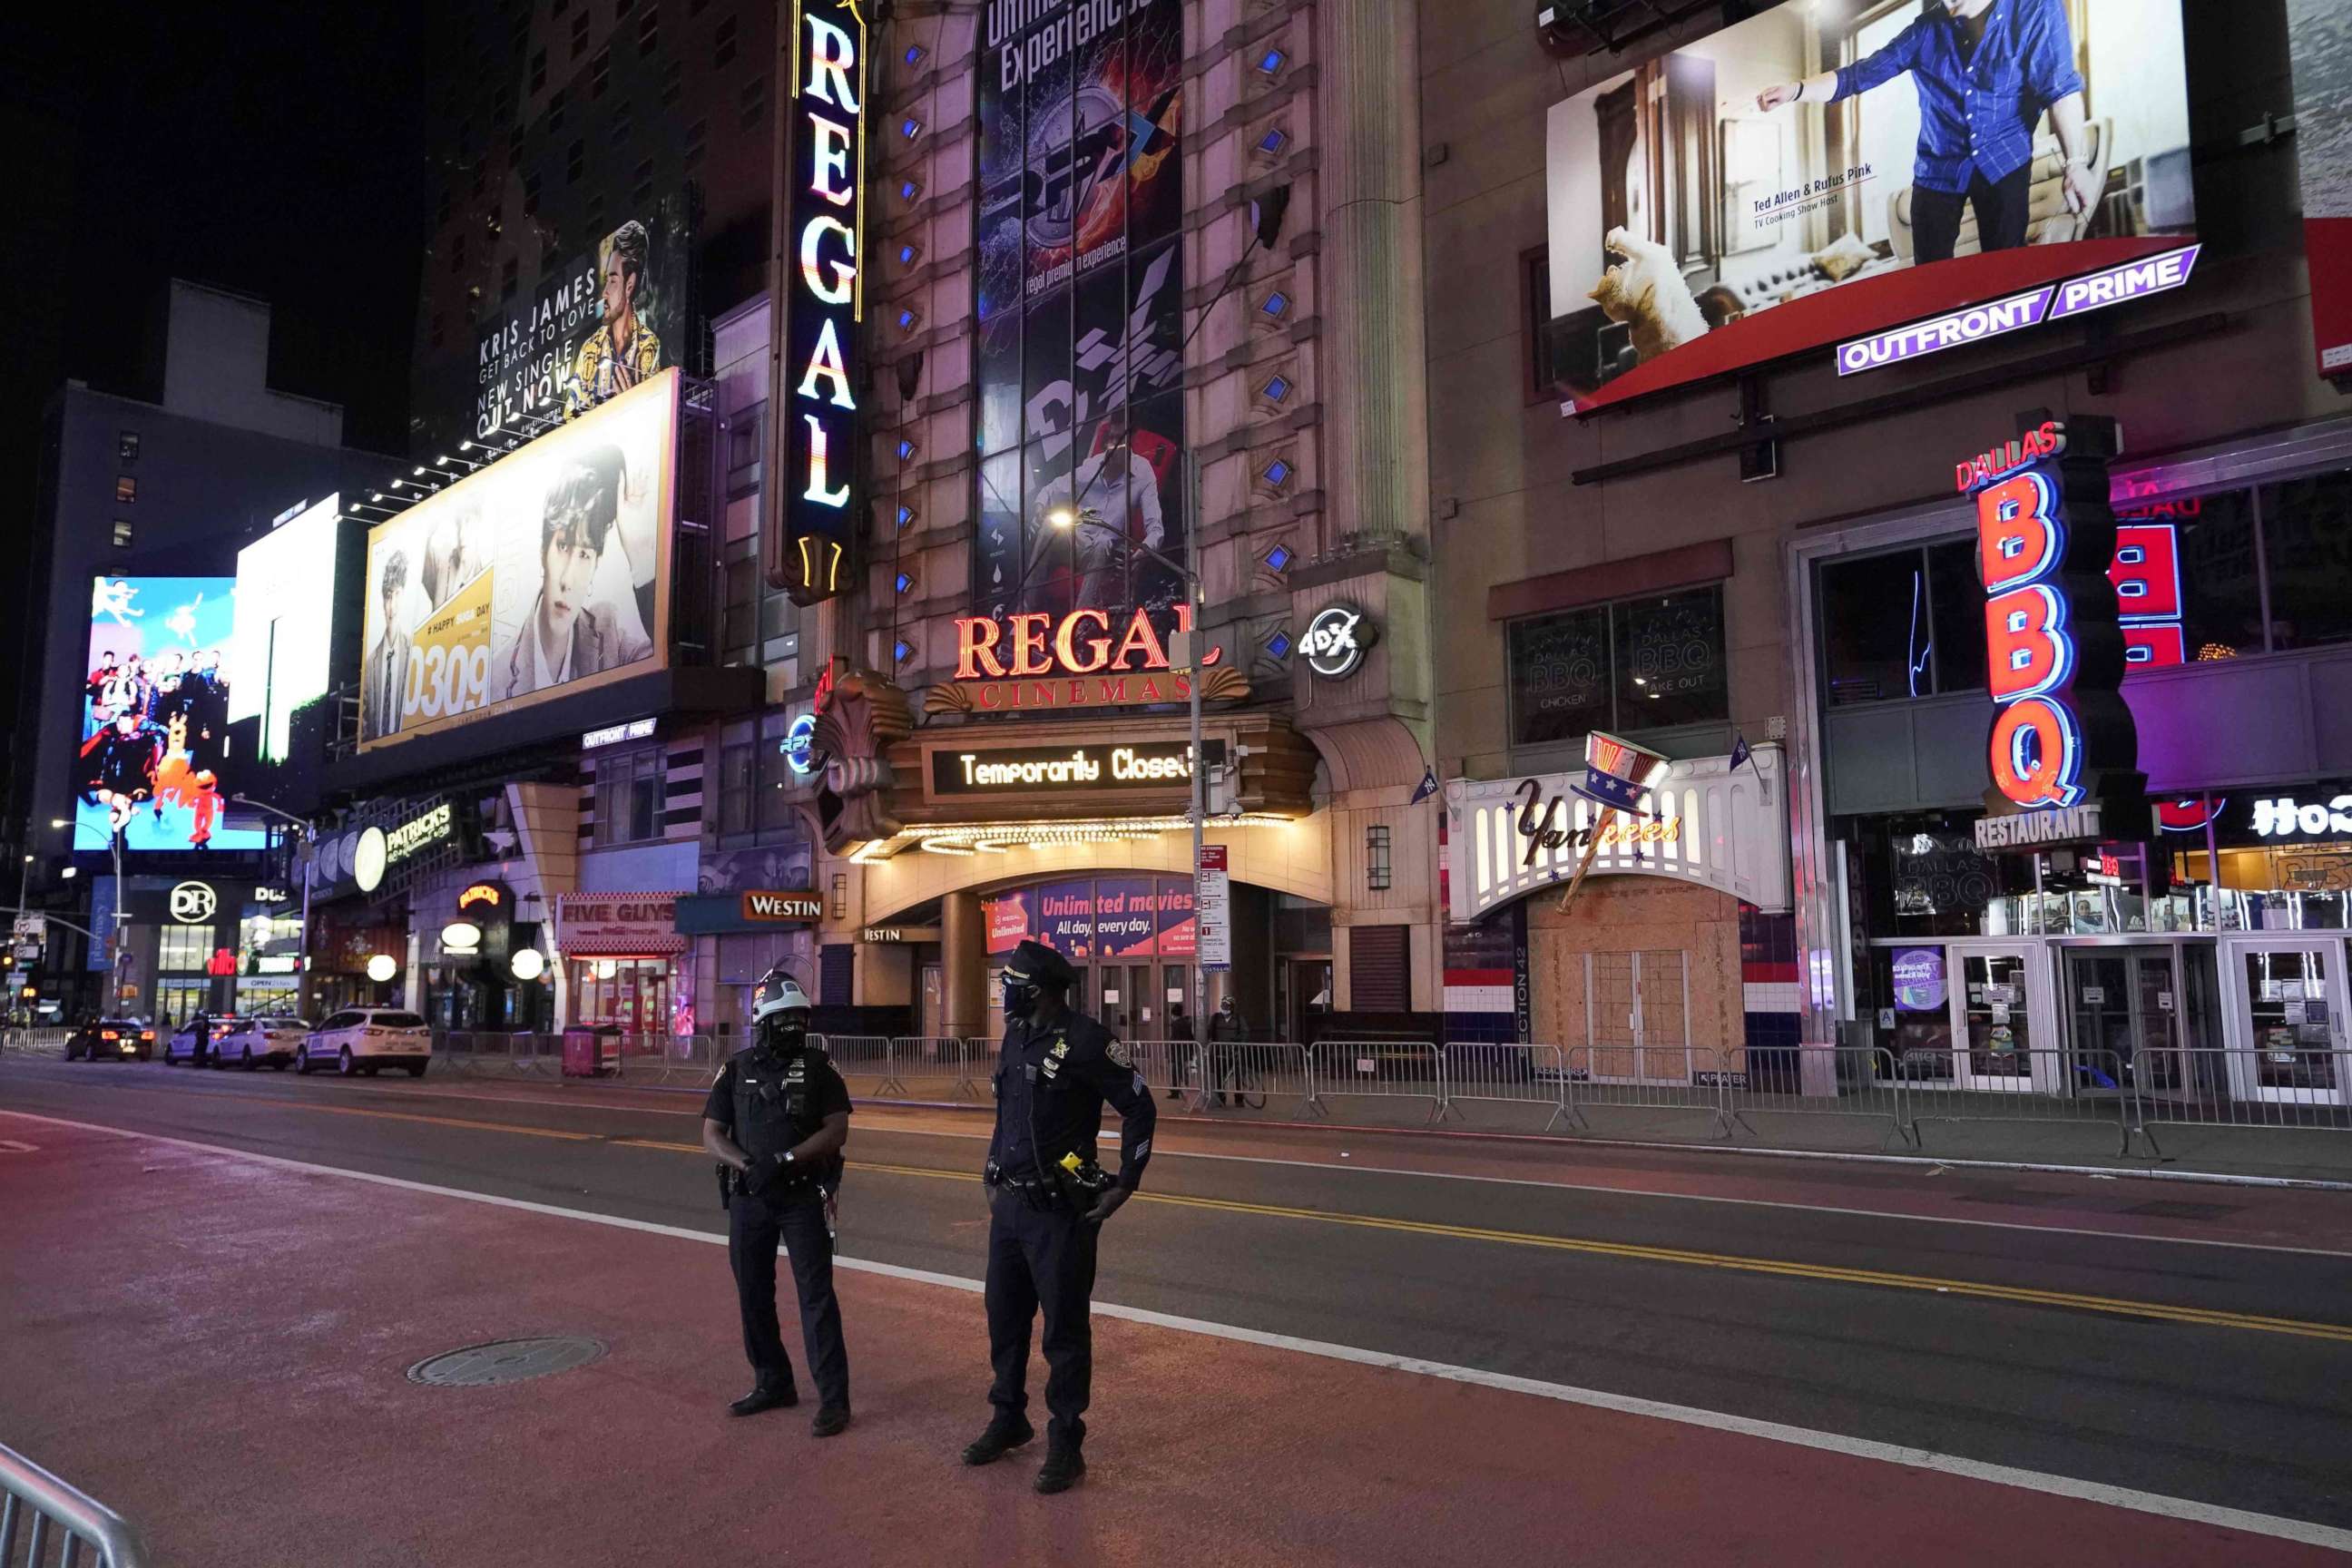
[1965,419,2145,832]
[770,0,870,606]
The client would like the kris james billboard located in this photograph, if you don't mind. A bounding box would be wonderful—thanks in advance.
[1544,0,2195,410]
[358,369,679,751]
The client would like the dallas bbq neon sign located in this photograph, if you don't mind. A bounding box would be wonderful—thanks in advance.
[1966,420,2141,817]
[771,0,868,606]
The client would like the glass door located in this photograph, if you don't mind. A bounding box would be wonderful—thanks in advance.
[1952,947,2038,1091]
[2063,947,2182,1098]
[2220,938,2351,1105]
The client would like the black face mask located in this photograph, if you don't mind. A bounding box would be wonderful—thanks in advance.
[1003,978,1041,1021]
[756,1017,808,1059]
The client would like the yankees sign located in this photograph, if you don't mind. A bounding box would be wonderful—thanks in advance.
[1300,603,1377,680]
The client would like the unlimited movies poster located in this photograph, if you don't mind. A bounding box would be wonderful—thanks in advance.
[358,369,679,750]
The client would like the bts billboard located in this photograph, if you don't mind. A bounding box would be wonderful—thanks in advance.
[1544,0,2196,410]
[358,369,679,751]
[75,576,265,852]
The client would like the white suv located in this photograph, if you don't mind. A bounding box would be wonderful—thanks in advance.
[298,1009,433,1077]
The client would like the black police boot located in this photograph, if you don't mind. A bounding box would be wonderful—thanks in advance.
[1034,1441,1085,1494]
[729,1382,799,1417]
[959,1414,1035,1465]
[810,1406,851,1437]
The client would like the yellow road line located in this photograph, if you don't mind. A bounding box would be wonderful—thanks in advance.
[228,1098,600,1143]
[221,1103,2352,1345]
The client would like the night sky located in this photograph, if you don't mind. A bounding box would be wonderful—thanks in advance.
[1,5,427,814]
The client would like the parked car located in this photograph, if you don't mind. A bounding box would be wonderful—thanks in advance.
[217,1015,311,1071]
[63,1018,155,1062]
[297,1009,432,1077]
[163,1015,244,1067]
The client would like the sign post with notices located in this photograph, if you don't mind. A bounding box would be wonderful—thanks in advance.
[1196,845,1231,973]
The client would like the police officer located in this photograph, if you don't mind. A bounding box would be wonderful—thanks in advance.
[961,939,1155,1494]
[701,969,853,1436]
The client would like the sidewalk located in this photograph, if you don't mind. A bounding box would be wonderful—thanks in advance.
[3,1111,2343,1566]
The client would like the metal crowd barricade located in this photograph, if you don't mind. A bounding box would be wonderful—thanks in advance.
[1438,1043,1570,1131]
[1903,1046,2138,1155]
[1186,1042,1315,1116]
[1,1027,71,1056]
[0,1441,152,1567]
[816,1034,902,1096]
[1118,1039,1194,1106]
[888,1037,991,1101]
[2127,1046,2352,1156]
[1562,1044,1735,1138]
[1724,1045,1918,1149]
[1305,1040,1445,1124]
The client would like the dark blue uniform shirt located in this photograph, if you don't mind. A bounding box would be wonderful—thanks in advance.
[989,1010,1156,1191]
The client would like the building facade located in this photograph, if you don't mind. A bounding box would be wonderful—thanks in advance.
[1423,0,2352,1108]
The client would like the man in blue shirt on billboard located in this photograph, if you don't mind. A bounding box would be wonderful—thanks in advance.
[1759,0,2098,264]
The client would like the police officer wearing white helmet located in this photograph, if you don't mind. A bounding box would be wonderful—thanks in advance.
[701,968,854,1434]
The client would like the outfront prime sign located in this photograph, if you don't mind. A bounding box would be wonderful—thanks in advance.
[1837,247,2200,377]
[770,0,870,607]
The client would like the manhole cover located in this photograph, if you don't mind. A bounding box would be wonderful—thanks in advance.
[407,1336,607,1388]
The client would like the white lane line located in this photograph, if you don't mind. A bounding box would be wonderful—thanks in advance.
[7,1107,2351,1555]
[14,1073,2346,1262]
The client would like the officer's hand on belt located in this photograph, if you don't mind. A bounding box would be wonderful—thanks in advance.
[1083,1186,1132,1226]
[739,1157,772,1198]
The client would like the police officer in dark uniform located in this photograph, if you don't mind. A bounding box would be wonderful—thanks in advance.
[701,969,854,1436]
[961,939,1155,1494]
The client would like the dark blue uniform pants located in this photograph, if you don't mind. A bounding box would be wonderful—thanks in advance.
[985,1186,1098,1447]
[728,1189,850,1408]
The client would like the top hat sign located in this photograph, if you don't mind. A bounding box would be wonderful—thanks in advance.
[1571,731,1672,814]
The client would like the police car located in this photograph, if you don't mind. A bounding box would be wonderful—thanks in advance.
[297,1008,432,1077]
[163,1014,243,1068]
[217,1015,311,1071]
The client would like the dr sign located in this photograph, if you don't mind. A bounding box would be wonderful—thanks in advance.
[771,0,871,607]
[1965,418,2147,842]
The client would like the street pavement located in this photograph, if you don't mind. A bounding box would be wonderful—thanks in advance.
[4,1054,2350,1564]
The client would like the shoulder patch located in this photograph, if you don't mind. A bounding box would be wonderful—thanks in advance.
[1105,1038,1132,1069]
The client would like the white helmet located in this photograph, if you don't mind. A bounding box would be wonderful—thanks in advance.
[752,968,812,1024]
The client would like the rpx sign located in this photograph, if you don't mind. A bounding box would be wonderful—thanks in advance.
[1968,419,2145,828]
[771,0,868,607]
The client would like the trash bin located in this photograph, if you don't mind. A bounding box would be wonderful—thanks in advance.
[563,1024,620,1078]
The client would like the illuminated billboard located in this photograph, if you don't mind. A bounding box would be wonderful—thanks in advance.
[971,0,1187,619]
[473,196,693,443]
[1544,0,2195,411]
[358,368,678,751]
[75,576,266,852]
[229,495,345,762]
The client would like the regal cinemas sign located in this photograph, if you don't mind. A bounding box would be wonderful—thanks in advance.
[933,605,1246,714]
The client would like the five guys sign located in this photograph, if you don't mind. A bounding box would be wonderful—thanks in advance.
[1963,418,2148,848]
[769,0,870,606]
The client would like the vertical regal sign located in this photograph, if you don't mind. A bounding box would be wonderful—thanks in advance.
[769,0,870,606]
[1962,418,2148,847]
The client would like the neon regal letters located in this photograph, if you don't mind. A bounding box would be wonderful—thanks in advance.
[1963,418,2145,837]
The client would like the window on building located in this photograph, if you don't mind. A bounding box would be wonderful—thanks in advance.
[727,399,764,470]
[739,72,766,128]
[117,431,140,462]
[689,0,708,15]
[567,138,586,183]
[661,58,684,106]
[616,0,635,13]
[1819,550,1931,707]
[572,9,590,54]
[714,14,738,67]
[1506,585,1728,748]
[530,48,546,90]
[639,5,660,51]
[158,925,215,974]
[1366,825,1393,891]
[548,88,568,133]
[759,715,802,837]
[594,747,666,847]
[721,555,757,655]
[1521,247,1567,402]
[610,105,633,146]
[591,47,612,98]
[717,732,757,839]
[684,117,708,171]
[2259,469,2352,652]
[551,0,567,13]
[632,156,655,206]
[499,255,519,299]
[113,475,137,505]
[522,170,541,215]
[111,519,133,549]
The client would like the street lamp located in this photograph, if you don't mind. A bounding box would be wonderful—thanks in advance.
[1046,499,1213,1070]
[232,795,318,1018]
